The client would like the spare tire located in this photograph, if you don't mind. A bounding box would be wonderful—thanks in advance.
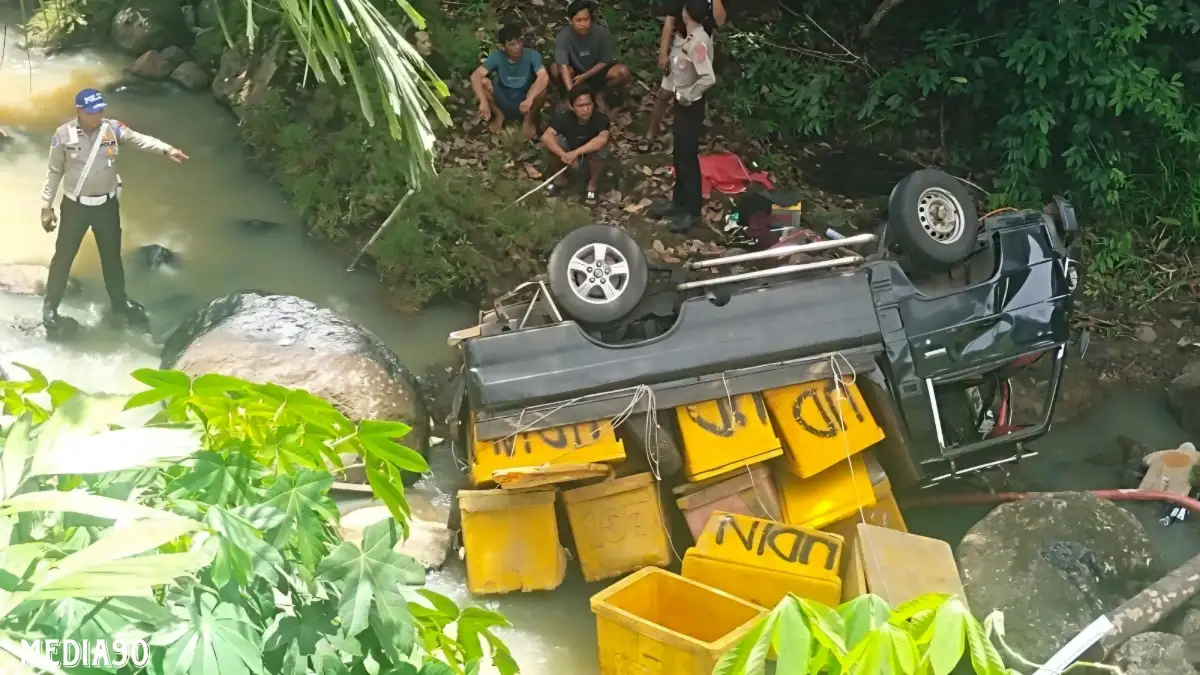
[547,225,649,325]
[888,169,978,269]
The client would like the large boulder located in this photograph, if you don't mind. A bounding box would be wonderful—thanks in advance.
[171,62,210,91]
[1111,633,1195,675]
[160,292,430,482]
[1167,360,1200,439]
[956,492,1162,664]
[111,0,189,54]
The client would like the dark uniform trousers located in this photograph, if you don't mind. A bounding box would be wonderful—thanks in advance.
[672,96,707,217]
[44,197,127,312]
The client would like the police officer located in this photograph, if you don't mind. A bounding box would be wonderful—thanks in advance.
[40,88,188,331]
[648,0,716,233]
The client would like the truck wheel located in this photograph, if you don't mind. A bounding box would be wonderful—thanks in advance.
[888,169,979,269]
[548,225,649,325]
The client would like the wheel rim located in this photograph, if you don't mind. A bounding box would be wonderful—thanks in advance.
[566,242,630,305]
[917,187,966,245]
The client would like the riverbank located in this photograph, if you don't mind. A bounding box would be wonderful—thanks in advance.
[13,0,1200,411]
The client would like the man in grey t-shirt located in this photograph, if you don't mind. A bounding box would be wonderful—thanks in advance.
[549,0,631,113]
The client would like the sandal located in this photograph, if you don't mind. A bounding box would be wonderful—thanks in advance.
[585,190,598,205]
[546,181,566,197]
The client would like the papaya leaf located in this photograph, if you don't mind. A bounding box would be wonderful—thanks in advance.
[152,593,266,675]
[926,599,968,675]
[965,611,1007,675]
[773,599,811,675]
[316,519,425,637]
[839,594,892,650]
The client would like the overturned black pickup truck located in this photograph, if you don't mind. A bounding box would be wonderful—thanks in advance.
[444,169,1082,491]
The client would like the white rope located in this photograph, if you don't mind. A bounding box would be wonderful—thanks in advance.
[829,351,892,601]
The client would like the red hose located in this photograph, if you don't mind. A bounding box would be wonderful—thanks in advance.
[902,489,1200,514]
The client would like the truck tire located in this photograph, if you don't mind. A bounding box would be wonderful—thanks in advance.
[888,169,979,269]
[547,225,649,325]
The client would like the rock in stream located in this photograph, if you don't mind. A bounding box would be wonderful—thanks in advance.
[161,292,431,483]
[956,492,1163,664]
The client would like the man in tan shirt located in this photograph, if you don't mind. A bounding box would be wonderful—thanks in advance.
[40,88,188,332]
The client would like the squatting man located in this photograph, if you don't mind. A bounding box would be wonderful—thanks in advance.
[39,88,188,332]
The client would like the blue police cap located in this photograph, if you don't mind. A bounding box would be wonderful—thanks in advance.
[75,88,106,114]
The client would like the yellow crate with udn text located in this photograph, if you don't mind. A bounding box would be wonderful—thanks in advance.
[775,453,876,530]
[469,414,626,487]
[562,473,672,582]
[458,488,567,596]
[590,567,766,675]
[681,511,843,608]
[762,377,886,479]
[674,393,783,482]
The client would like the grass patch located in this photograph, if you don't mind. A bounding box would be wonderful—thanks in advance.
[371,165,591,305]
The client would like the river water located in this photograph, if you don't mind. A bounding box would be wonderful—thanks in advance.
[3,12,1198,674]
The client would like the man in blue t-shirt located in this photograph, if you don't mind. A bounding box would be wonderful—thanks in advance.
[470,24,550,138]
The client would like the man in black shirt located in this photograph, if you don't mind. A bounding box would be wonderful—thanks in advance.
[647,0,726,141]
[541,85,611,205]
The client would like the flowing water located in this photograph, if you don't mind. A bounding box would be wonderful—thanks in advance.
[3,11,1198,673]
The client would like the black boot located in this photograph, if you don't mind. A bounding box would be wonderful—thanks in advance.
[648,201,682,219]
[669,213,699,233]
[42,304,60,329]
[111,299,149,330]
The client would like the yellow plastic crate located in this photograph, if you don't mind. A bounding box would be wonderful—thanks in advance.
[823,454,908,602]
[469,415,626,487]
[674,393,783,482]
[775,454,876,530]
[458,488,567,595]
[590,567,766,675]
[762,378,885,478]
[681,511,843,608]
[562,473,672,582]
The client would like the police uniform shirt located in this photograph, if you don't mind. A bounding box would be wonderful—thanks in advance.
[672,27,716,104]
[41,119,174,205]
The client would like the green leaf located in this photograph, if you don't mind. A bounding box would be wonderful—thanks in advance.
[416,589,461,620]
[205,506,284,588]
[0,413,34,500]
[191,373,250,398]
[801,598,848,658]
[885,623,919,674]
[926,599,968,675]
[773,598,811,675]
[890,594,951,624]
[316,519,425,637]
[29,552,208,599]
[844,629,888,675]
[839,594,892,650]
[964,609,1006,675]
[418,663,455,675]
[263,470,338,570]
[712,614,773,675]
[263,599,337,657]
[167,451,268,505]
[358,420,428,475]
[153,593,266,675]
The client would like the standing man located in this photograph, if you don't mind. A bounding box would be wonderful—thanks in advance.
[40,88,188,331]
[550,0,632,114]
[648,0,716,233]
[647,0,725,141]
[470,24,550,139]
[541,86,611,205]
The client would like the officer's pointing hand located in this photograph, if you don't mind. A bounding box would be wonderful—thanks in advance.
[40,207,57,233]
[167,148,188,163]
